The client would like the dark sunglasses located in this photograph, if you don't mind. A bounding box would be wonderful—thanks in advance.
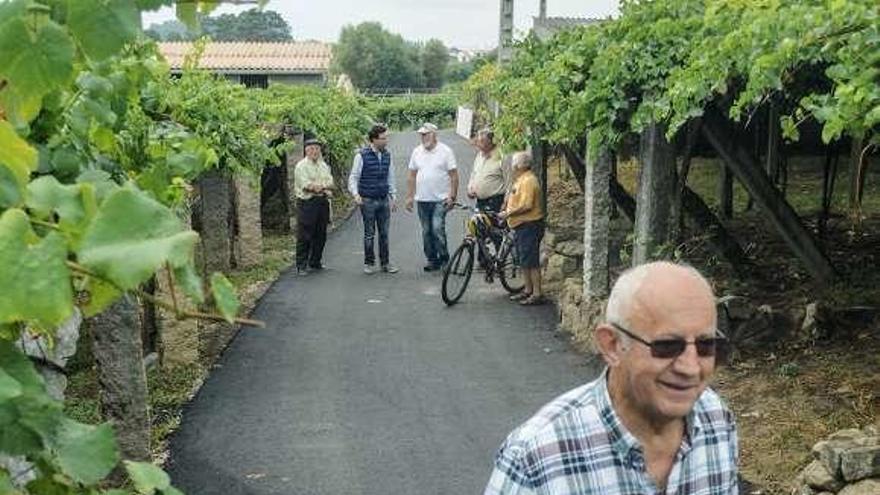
[609,322,727,360]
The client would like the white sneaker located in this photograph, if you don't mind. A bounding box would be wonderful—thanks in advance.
[381,264,399,274]
[363,265,376,274]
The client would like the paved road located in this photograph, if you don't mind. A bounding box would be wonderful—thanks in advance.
[168,130,603,494]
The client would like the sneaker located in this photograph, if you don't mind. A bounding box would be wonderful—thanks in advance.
[363,265,376,274]
[423,264,440,272]
[296,267,309,276]
[309,263,325,271]
[381,264,399,274]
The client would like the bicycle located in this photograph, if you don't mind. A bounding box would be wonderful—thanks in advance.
[441,203,525,305]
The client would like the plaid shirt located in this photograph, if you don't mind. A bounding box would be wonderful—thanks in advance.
[485,370,738,495]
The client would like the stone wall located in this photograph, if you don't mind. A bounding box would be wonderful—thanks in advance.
[794,426,880,495]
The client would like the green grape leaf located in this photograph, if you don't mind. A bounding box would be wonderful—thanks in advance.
[173,263,205,305]
[0,162,23,209]
[54,419,119,485]
[67,0,140,62]
[210,272,239,324]
[77,169,119,204]
[0,368,23,402]
[0,469,15,494]
[0,120,38,188]
[77,187,198,290]
[0,1,74,120]
[175,2,198,29]
[0,402,44,456]
[0,341,44,393]
[26,177,97,243]
[0,209,74,327]
[125,460,171,494]
[81,277,122,317]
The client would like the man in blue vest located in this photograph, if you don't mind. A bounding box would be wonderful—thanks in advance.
[348,124,399,274]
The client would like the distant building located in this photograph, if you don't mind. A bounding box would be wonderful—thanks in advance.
[532,16,599,40]
[157,41,333,88]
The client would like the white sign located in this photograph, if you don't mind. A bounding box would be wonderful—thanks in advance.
[456,106,474,139]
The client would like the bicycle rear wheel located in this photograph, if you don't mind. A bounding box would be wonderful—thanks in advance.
[442,242,475,306]
[497,239,525,294]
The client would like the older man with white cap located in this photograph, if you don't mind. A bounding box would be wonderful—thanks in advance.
[405,123,459,272]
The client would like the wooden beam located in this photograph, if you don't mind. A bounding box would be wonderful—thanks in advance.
[702,108,835,283]
[560,143,586,192]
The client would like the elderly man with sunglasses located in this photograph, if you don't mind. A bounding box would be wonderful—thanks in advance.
[485,261,737,495]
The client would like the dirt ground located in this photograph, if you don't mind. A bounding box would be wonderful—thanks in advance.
[544,155,880,493]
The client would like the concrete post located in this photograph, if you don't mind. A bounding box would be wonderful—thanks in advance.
[89,295,151,462]
[633,122,676,265]
[583,141,612,298]
[233,174,263,268]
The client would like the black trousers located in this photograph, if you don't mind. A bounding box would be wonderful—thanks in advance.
[296,196,330,269]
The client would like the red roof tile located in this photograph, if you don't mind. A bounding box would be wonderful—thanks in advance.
[158,41,332,73]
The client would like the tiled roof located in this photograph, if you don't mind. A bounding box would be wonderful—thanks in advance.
[533,16,600,30]
[157,41,332,73]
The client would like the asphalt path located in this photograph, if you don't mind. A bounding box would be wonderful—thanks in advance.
[168,130,603,494]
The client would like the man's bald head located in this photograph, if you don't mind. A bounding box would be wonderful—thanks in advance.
[606,261,715,333]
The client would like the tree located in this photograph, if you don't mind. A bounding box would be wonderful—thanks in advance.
[332,22,423,90]
[203,8,292,41]
[421,39,449,89]
[144,8,292,42]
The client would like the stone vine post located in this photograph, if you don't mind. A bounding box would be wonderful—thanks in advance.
[89,294,151,463]
[233,173,263,268]
[633,122,676,265]
[195,171,233,273]
[583,140,612,299]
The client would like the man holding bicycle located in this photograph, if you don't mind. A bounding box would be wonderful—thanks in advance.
[485,262,738,494]
[467,128,509,213]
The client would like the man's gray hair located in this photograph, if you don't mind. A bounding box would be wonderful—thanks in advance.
[511,151,532,170]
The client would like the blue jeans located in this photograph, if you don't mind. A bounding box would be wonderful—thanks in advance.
[417,201,449,267]
[360,197,390,266]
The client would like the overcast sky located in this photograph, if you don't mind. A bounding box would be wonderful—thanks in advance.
[142,1,619,49]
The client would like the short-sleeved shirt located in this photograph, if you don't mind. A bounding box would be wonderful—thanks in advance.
[469,148,509,199]
[293,157,334,200]
[484,370,739,495]
[506,171,543,228]
[408,142,457,202]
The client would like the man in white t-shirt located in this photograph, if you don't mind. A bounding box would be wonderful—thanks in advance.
[405,123,459,271]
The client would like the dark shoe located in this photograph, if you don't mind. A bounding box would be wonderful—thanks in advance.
[519,295,548,306]
[381,264,399,274]
[309,263,325,271]
[296,267,309,276]
[423,264,441,272]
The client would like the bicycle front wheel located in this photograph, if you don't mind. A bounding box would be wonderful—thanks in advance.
[441,242,475,306]
[497,240,525,294]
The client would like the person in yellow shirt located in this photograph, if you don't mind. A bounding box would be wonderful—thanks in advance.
[293,138,335,275]
[498,151,545,305]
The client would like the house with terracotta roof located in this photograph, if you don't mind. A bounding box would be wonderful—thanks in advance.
[157,41,333,88]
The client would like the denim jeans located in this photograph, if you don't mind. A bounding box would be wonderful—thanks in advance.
[360,197,390,266]
[416,201,449,267]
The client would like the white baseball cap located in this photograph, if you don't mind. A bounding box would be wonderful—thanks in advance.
[417,122,438,134]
